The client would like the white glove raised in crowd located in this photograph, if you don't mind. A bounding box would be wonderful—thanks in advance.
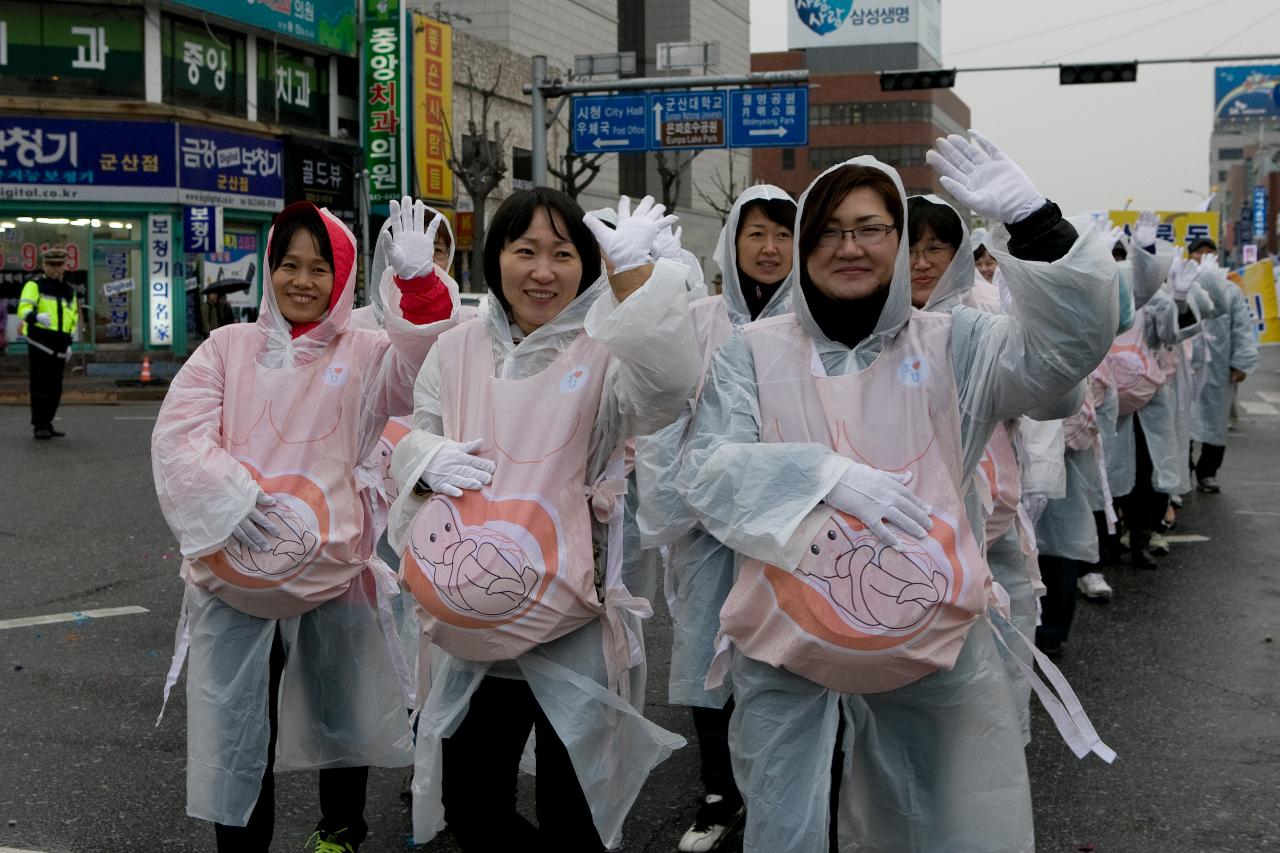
[651,224,684,261]
[230,493,280,551]
[35,312,52,326]
[824,463,933,551]
[927,130,1047,224]
[1168,254,1199,301]
[418,438,496,498]
[1132,210,1159,250]
[584,195,679,274]
[386,195,445,280]
[1093,217,1124,246]
[1021,492,1049,524]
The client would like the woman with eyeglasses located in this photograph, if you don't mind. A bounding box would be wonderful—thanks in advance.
[676,132,1119,851]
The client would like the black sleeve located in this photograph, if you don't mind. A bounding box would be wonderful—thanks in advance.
[1177,306,1197,329]
[1005,201,1078,263]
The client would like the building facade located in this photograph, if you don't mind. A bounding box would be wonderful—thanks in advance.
[750,51,970,204]
[0,0,360,363]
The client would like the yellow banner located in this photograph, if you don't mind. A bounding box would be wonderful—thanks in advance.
[413,15,453,203]
[1106,210,1220,249]
[1237,259,1280,345]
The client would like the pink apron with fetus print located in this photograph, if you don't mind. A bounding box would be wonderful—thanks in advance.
[718,312,990,694]
[185,331,375,619]
[1107,306,1163,415]
[402,319,615,661]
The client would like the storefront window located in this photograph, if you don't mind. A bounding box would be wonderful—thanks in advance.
[0,215,141,348]
[0,3,145,99]
[162,15,247,117]
[257,43,330,133]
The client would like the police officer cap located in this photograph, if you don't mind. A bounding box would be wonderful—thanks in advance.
[41,247,69,263]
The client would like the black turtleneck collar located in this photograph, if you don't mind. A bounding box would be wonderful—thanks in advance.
[799,273,888,350]
[737,270,784,321]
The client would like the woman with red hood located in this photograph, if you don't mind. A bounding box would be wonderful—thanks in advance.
[152,197,458,852]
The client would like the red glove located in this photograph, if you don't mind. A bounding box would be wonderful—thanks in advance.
[395,270,453,325]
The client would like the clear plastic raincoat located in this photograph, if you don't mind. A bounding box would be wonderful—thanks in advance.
[387,258,699,849]
[677,158,1118,851]
[636,184,797,708]
[152,203,456,825]
[1193,265,1259,446]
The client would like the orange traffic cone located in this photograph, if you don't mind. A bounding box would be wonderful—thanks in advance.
[140,356,152,383]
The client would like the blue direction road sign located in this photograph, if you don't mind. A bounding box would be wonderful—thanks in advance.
[649,91,727,150]
[729,86,808,148]
[572,94,649,154]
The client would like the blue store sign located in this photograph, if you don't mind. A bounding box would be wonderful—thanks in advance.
[177,124,284,212]
[0,116,175,203]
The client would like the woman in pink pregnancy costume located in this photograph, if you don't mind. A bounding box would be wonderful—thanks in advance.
[153,197,458,852]
[388,188,699,851]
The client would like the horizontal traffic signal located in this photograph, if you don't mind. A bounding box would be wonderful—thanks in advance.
[1059,62,1138,85]
[879,68,957,92]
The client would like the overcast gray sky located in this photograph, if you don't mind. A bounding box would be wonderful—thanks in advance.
[749,0,1280,214]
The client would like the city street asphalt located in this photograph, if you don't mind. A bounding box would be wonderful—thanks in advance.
[1,350,1278,852]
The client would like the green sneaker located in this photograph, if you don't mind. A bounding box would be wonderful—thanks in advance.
[304,828,357,853]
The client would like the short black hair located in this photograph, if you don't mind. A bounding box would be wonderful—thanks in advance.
[1111,241,1128,261]
[269,206,334,272]
[483,187,602,311]
[735,197,797,240]
[1187,237,1217,254]
[973,244,991,261]
[907,196,963,250]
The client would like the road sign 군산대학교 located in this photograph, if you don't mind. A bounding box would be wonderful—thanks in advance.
[728,86,808,148]
[572,94,649,154]
[649,91,727,150]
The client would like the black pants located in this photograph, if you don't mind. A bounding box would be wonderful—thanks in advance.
[441,676,604,852]
[28,346,66,428]
[1036,554,1081,646]
[1119,415,1168,553]
[1195,442,1226,480]
[691,699,740,804]
[214,628,370,852]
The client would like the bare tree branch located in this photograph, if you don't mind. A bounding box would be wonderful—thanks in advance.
[653,150,700,214]
[694,152,748,220]
[444,62,509,291]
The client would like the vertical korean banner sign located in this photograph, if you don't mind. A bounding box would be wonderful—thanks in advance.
[413,14,453,204]
[1238,260,1280,345]
[364,0,403,203]
[149,215,174,346]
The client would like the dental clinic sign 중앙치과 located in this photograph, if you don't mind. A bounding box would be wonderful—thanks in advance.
[787,0,941,56]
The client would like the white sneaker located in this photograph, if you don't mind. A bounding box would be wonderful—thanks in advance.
[678,794,745,852]
[1149,532,1170,556]
[1077,572,1113,601]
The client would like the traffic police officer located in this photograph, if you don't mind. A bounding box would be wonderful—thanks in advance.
[19,247,78,439]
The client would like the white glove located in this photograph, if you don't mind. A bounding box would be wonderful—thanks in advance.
[824,463,933,552]
[584,195,678,274]
[1132,210,1159,250]
[230,493,280,551]
[926,130,1046,224]
[651,224,683,261]
[35,312,52,326]
[1196,252,1219,275]
[386,195,444,280]
[1169,254,1198,301]
[418,438,496,498]
[1093,217,1124,245]
[1021,492,1049,524]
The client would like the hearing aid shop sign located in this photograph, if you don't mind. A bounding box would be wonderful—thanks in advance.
[0,117,283,212]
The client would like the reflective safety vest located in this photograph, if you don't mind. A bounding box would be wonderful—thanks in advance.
[19,277,77,355]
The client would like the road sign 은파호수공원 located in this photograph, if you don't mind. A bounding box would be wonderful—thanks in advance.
[649,90,727,150]
[572,94,649,154]
[728,86,808,148]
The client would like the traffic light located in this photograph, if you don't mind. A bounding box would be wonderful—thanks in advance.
[1059,62,1138,85]
[879,68,957,92]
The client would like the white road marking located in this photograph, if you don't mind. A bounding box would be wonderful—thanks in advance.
[1240,400,1280,415]
[1256,390,1280,403]
[0,605,149,631]
[1,847,51,852]
[1161,534,1210,544]
[1236,510,1280,516]
[113,415,157,420]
